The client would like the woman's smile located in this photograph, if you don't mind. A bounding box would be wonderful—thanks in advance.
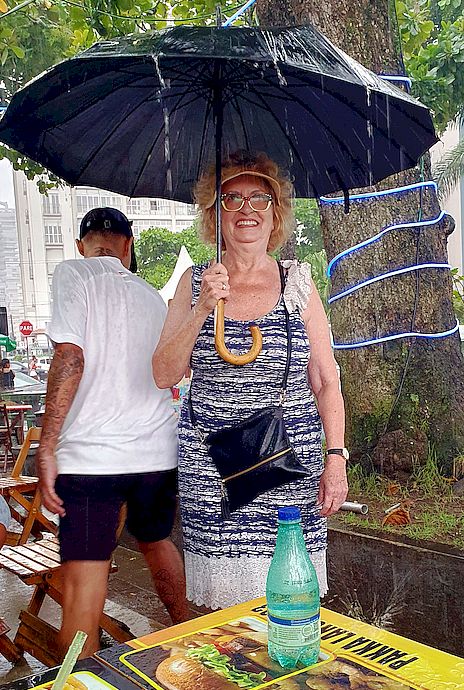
[236,218,259,228]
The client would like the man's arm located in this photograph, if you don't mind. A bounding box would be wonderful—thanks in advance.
[37,343,84,515]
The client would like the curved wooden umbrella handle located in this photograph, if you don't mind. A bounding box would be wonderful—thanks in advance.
[214,299,263,365]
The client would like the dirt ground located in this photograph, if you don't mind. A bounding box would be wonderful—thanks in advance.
[335,481,464,551]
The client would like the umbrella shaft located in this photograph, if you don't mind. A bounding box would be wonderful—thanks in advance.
[213,66,223,264]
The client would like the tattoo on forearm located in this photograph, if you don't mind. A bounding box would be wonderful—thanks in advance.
[40,345,84,452]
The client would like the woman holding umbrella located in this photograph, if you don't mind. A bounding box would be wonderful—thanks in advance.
[153,151,347,610]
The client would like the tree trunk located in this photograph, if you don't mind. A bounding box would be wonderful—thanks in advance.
[257,0,464,472]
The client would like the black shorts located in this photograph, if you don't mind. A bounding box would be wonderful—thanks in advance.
[55,470,177,562]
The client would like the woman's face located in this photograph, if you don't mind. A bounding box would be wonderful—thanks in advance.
[220,175,275,253]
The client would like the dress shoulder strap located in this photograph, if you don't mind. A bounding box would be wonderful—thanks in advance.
[280,260,312,313]
[191,263,209,304]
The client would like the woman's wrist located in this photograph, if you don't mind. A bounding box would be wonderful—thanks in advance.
[191,304,210,324]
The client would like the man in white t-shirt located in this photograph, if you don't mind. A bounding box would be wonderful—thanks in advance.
[37,207,189,659]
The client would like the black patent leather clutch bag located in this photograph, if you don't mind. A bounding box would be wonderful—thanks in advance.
[205,405,309,518]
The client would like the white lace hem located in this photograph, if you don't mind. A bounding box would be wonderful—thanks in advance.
[185,549,328,611]
[281,260,312,313]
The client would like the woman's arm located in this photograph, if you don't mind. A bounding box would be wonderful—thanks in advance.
[152,263,230,388]
[302,281,348,517]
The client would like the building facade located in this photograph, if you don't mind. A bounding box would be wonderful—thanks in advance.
[430,122,464,275]
[12,171,197,334]
[0,200,24,338]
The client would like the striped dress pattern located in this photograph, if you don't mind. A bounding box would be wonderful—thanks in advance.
[178,261,327,610]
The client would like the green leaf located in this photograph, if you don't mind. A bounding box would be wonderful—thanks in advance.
[11,44,26,59]
[69,6,87,22]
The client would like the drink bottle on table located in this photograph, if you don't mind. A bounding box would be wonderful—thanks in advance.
[266,506,320,669]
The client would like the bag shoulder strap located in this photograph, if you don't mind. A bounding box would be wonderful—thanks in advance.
[189,260,291,428]
[278,261,291,397]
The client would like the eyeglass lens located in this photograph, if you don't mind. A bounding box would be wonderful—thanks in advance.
[221,193,272,212]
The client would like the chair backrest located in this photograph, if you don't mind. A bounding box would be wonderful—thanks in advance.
[10,427,41,479]
[0,403,11,434]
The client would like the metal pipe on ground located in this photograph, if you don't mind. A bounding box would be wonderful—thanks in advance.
[340,501,369,515]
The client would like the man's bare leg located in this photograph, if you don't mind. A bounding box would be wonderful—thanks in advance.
[59,560,110,659]
[138,538,191,624]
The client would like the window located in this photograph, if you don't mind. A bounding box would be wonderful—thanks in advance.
[175,202,196,216]
[42,193,60,215]
[132,220,156,237]
[127,199,144,215]
[44,225,63,245]
[150,198,171,214]
[175,221,193,232]
[76,193,100,213]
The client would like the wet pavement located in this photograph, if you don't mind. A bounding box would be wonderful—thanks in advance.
[0,535,208,685]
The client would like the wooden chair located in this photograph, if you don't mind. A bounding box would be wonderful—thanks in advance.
[0,617,22,665]
[0,536,132,666]
[0,428,58,546]
[0,402,13,472]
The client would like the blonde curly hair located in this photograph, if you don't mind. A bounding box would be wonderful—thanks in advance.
[193,151,295,253]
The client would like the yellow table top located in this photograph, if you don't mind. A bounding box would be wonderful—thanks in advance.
[111,598,464,690]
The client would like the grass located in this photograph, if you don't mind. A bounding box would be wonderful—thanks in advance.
[336,447,464,550]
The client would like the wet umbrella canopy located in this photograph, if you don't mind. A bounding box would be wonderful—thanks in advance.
[0,23,437,364]
[0,24,437,203]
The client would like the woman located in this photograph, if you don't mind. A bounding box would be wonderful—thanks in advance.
[153,151,348,610]
[0,359,15,390]
[29,355,39,380]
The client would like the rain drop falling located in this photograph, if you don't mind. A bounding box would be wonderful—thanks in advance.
[163,106,172,193]
[261,30,287,87]
[153,55,166,89]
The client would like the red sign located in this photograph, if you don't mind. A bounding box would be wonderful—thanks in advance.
[19,320,34,336]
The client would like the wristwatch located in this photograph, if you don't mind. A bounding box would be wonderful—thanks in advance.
[326,447,350,461]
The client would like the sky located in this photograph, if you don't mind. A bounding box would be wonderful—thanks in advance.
[0,158,15,207]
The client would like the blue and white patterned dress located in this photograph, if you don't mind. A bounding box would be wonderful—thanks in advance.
[178,260,327,610]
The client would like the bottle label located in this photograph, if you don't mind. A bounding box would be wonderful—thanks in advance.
[268,613,320,647]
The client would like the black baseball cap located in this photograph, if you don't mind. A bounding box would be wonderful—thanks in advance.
[79,207,137,273]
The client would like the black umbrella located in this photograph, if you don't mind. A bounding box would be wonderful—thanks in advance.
[0,24,437,363]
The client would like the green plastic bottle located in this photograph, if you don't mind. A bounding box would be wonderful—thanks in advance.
[266,506,320,669]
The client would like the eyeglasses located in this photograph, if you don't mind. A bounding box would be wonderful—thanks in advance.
[220,192,273,212]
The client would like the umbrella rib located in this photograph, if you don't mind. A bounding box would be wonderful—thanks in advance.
[262,70,412,153]
[195,95,215,184]
[243,82,363,175]
[127,86,211,198]
[71,95,164,183]
[234,89,314,178]
[36,57,209,136]
[42,75,200,133]
[227,95,251,151]
[73,83,206,186]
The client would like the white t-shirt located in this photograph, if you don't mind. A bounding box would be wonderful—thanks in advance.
[47,257,177,475]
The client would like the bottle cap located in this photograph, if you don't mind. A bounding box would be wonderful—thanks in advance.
[278,506,301,522]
